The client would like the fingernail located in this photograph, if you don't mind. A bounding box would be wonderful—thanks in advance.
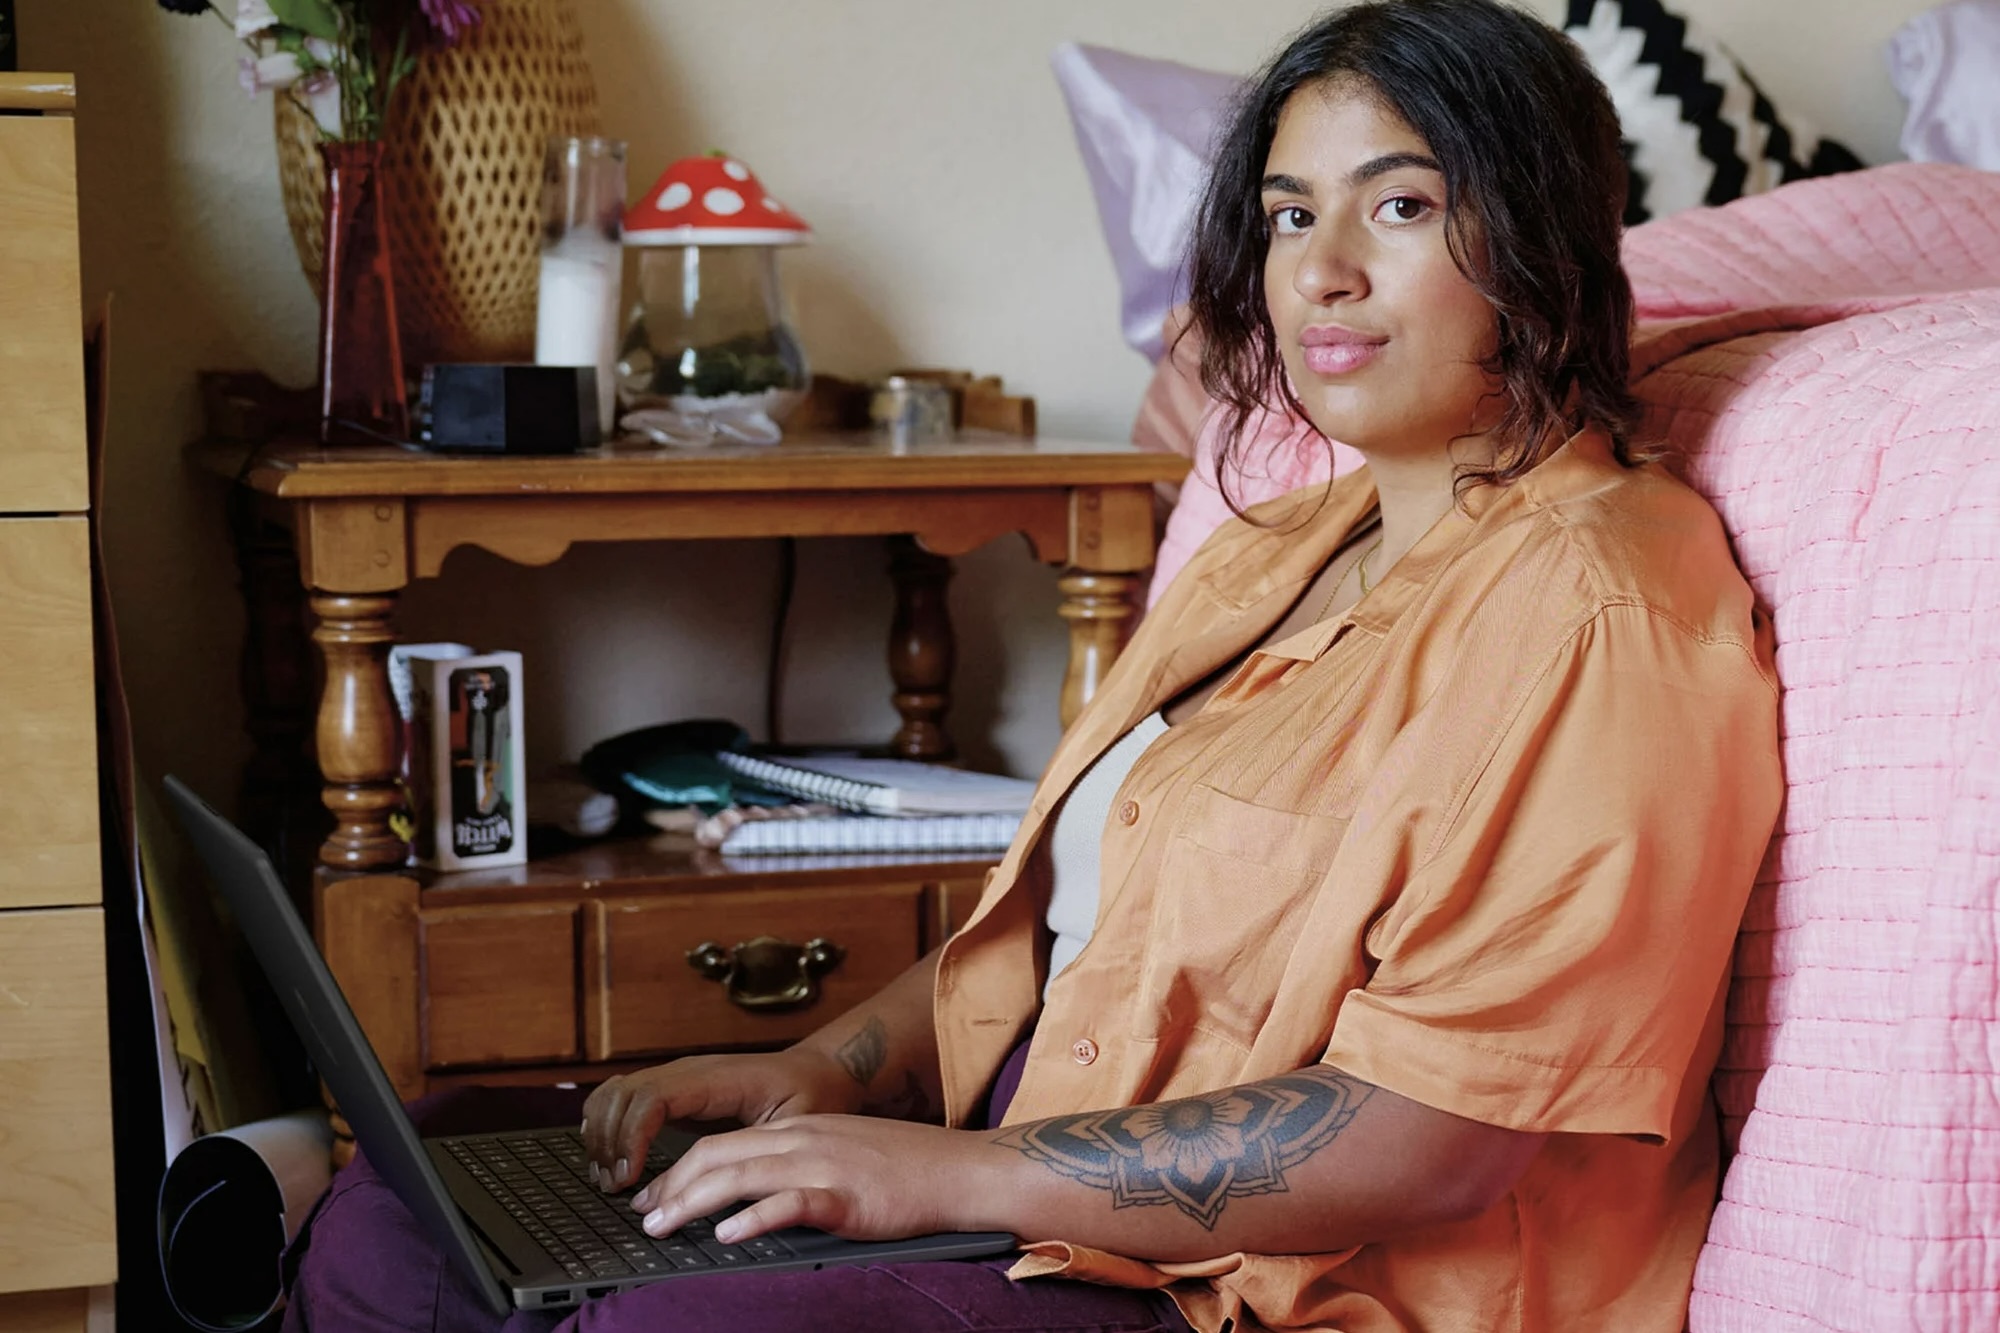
[714,1218,741,1243]
[588,1162,600,1186]
[643,1209,667,1235]
[616,1158,629,1187]
[579,1119,589,1137]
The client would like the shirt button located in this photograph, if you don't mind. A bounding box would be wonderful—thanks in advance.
[1071,1037,1099,1066]
[1116,800,1140,826]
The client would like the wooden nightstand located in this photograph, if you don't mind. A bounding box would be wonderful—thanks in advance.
[191,380,1185,1150]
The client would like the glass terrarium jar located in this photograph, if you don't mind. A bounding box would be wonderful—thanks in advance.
[617,154,814,442]
[617,244,810,421]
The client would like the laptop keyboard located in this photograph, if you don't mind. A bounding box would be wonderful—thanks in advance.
[444,1132,797,1282]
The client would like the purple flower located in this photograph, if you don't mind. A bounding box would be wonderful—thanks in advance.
[418,0,482,46]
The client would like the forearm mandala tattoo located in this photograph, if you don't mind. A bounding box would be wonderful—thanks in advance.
[833,1016,889,1088]
[991,1066,1374,1229]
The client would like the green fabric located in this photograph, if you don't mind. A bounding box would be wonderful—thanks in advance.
[579,718,784,813]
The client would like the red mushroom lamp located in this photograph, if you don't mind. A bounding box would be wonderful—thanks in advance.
[616,154,814,443]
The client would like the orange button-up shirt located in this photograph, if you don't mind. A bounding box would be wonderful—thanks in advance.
[935,430,1782,1332]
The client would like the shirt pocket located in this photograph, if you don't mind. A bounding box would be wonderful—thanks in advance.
[1138,785,1349,1047]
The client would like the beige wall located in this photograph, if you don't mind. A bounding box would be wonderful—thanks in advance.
[20,0,1932,806]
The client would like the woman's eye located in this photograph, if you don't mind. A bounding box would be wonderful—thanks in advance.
[1373,195,1431,224]
[1269,205,1314,235]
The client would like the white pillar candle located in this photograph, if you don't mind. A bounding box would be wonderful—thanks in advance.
[535,239,622,440]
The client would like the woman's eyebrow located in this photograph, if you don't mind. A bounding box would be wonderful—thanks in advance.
[1347,152,1443,185]
[1260,172,1312,195]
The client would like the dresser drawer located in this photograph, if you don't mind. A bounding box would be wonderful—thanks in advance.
[0,1285,93,1330]
[0,519,99,909]
[0,111,87,513]
[584,883,924,1060]
[0,907,115,1293]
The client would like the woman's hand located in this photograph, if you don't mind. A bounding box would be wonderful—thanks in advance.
[630,1115,998,1244]
[582,1048,865,1191]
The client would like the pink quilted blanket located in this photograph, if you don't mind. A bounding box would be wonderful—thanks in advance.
[1152,164,2000,1331]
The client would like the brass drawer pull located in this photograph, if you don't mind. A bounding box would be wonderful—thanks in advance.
[686,935,845,1010]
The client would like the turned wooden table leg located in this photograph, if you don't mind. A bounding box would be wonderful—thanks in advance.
[311,591,408,871]
[887,536,956,760]
[1057,572,1139,728]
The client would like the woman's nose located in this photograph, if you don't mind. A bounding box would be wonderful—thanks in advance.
[1292,219,1369,305]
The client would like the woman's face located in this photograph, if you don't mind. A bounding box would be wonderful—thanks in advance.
[1261,82,1501,463]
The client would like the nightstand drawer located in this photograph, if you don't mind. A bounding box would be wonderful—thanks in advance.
[0,907,115,1293]
[584,883,924,1060]
[420,903,581,1068]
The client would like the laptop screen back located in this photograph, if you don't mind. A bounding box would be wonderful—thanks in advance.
[163,776,512,1316]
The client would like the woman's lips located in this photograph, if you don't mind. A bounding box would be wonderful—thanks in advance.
[1300,327,1388,376]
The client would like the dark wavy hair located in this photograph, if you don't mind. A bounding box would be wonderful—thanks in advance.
[1185,0,1642,510]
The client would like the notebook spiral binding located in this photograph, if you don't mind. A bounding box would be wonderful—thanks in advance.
[715,751,899,815]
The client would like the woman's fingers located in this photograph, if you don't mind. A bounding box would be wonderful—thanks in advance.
[606,1096,668,1190]
[631,1124,766,1212]
[712,1188,829,1243]
[640,1152,789,1238]
[582,1078,631,1177]
[589,1075,712,1189]
[626,1117,959,1244]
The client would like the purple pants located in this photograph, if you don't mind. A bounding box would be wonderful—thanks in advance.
[280,1045,1195,1333]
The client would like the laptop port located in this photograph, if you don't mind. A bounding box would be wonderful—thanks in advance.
[586,1286,617,1299]
[542,1290,570,1305]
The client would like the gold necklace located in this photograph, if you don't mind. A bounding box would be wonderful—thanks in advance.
[1314,534,1384,622]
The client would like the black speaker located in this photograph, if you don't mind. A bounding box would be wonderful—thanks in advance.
[416,363,600,454]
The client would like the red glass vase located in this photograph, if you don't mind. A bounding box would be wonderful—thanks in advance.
[317,140,409,443]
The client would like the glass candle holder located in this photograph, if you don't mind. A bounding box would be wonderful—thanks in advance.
[534,135,627,441]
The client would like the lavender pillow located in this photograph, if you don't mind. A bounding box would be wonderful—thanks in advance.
[1888,0,2000,170]
[1051,42,1241,363]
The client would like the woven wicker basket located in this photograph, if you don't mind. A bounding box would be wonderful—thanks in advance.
[276,0,602,366]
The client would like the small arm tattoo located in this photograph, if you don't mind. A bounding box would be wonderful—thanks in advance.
[883,1070,935,1123]
[990,1065,1374,1229]
[833,1016,889,1088]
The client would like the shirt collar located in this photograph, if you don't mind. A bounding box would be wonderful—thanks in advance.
[1163,427,1615,674]
[1344,426,1619,634]
[1176,422,1616,640]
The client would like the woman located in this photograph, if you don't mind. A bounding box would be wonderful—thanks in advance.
[285,2,1780,1330]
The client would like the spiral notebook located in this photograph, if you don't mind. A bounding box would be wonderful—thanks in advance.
[717,811,1022,856]
[715,752,1036,817]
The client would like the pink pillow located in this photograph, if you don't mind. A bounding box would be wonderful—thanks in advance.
[1149,400,1365,609]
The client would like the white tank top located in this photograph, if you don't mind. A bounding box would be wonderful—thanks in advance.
[1041,710,1172,1001]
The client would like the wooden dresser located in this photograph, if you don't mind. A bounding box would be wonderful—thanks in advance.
[0,72,118,1330]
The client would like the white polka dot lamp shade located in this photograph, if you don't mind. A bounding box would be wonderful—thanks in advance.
[622,153,812,246]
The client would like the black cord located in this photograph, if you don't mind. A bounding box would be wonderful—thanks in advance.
[765,537,797,746]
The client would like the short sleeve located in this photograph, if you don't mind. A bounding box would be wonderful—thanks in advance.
[1321,603,1781,1140]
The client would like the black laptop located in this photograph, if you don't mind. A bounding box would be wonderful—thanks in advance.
[164,776,1015,1314]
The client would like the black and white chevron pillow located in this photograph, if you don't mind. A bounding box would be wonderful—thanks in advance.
[1565,0,1864,224]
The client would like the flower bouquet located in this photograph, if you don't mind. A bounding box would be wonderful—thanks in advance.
[160,0,480,142]
[160,0,483,439]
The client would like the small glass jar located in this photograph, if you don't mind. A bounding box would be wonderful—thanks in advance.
[617,244,811,424]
